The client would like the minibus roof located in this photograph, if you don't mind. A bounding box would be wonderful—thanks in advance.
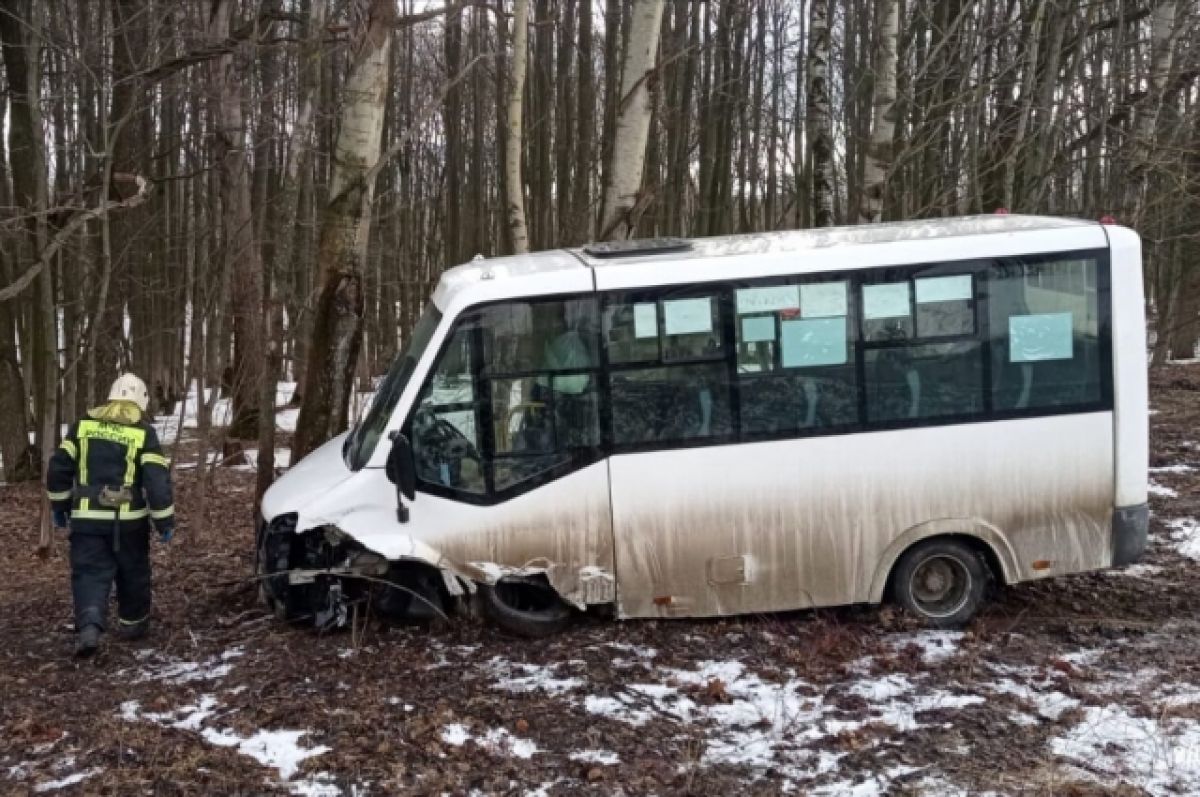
[572,214,1094,268]
[433,214,1102,311]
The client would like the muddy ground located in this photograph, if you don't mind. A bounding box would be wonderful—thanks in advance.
[3,368,1200,796]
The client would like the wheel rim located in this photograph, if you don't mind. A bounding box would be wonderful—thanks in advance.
[908,554,972,618]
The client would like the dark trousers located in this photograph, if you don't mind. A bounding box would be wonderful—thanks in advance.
[68,524,152,632]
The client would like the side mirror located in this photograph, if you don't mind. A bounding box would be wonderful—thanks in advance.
[385,432,417,503]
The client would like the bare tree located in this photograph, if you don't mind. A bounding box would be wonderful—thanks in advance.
[597,0,666,240]
[293,0,397,459]
[860,0,899,223]
[807,0,835,227]
[504,0,531,255]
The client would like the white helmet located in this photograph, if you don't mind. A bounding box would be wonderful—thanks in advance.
[108,373,150,412]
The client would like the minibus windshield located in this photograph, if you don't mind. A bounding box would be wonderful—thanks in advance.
[345,303,443,469]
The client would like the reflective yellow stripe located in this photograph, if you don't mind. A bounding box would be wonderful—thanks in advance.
[149,506,175,520]
[77,419,147,450]
[59,440,77,459]
[141,452,170,468]
[71,507,150,521]
[118,614,149,626]
[79,437,89,485]
[47,490,72,501]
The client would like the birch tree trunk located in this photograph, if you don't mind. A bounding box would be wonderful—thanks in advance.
[807,0,835,228]
[504,0,531,255]
[293,0,395,460]
[598,0,666,240]
[859,0,899,223]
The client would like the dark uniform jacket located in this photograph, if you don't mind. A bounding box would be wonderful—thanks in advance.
[46,401,175,534]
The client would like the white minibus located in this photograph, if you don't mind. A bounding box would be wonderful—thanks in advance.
[258,214,1148,636]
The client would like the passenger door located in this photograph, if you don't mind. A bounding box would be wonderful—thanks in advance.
[602,279,860,619]
[402,296,616,607]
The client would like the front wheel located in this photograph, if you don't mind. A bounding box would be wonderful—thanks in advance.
[890,539,989,628]
[480,578,572,638]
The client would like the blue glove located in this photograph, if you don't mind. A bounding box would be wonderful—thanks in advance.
[156,518,175,543]
[52,509,69,529]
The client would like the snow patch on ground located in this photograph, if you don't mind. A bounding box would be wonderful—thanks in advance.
[569,750,620,765]
[439,724,539,759]
[1164,518,1200,560]
[1053,705,1200,795]
[201,728,330,780]
[1106,563,1166,578]
[236,448,293,471]
[987,679,1079,720]
[579,657,982,787]
[33,768,102,792]
[121,695,329,782]
[1149,480,1179,498]
[887,630,963,664]
[487,658,584,696]
[130,647,244,685]
[1150,464,1195,474]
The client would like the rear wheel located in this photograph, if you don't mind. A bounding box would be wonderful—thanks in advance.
[480,578,572,638]
[890,539,989,628]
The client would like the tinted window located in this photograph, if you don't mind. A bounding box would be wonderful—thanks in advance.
[989,256,1102,411]
[861,267,984,423]
[865,341,983,422]
[483,298,598,373]
[735,279,858,435]
[410,297,602,500]
[611,364,732,445]
[915,275,975,337]
[606,289,731,447]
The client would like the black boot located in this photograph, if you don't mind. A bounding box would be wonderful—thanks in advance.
[74,624,101,658]
[115,618,149,641]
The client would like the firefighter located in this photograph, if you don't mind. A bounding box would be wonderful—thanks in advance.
[45,373,175,658]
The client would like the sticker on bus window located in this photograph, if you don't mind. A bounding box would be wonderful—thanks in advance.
[741,315,776,343]
[663,298,713,335]
[863,283,910,319]
[781,317,847,368]
[1009,312,1073,362]
[916,275,972,303]
[736,285,798,314]
[633,302,658,339]
[800,282,847,318]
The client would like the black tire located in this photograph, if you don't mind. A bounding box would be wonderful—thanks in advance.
[480,579,572,638]
[890,538,989,628]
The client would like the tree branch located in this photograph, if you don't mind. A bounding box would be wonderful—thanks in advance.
[0,174,151,303]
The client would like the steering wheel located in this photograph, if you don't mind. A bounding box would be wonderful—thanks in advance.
[413,406,481,464]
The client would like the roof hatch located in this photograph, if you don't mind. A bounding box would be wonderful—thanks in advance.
[581,237,693,259]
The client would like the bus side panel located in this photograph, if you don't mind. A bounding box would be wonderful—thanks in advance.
[609,413,1114,619]
[1106,226,1149,509]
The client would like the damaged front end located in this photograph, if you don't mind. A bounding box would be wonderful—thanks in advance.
[256,514,452,631]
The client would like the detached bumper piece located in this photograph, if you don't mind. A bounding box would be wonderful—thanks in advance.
[1112,503,1149,566]
[257,516,448,630]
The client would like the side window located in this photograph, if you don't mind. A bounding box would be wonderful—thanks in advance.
[410,298,602,500]
[484,298,602,491]
[861,268,983,423]
[989,256,1103,411]
[734,279,858,436]
[605,291,732,446]
[411,322,486,494]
